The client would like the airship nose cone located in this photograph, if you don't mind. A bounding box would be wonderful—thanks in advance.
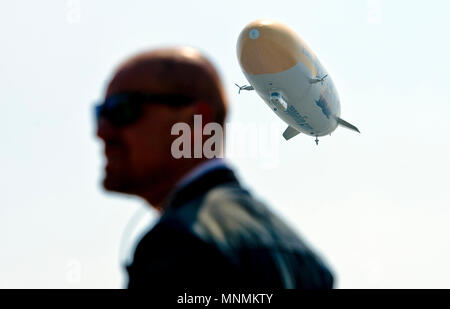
[237,19,302,75]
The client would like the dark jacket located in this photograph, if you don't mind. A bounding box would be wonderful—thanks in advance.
[127,166,334,288]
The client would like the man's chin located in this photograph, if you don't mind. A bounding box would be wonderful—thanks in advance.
[102,175,133,194]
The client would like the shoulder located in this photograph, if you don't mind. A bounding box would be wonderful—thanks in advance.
[191,184,308,252]
[188,184,334,288]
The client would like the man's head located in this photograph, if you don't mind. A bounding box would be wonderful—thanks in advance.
[96,47,228,209]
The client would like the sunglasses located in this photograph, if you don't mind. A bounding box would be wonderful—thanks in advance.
[95,92,195,127]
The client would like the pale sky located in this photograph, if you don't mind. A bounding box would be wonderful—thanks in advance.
[1,0,449,288]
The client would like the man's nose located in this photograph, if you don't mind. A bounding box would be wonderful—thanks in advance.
[96,117,117,141]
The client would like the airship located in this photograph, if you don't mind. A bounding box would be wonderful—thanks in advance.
[236,19,360,144]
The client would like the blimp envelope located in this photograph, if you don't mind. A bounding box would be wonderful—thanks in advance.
[236,19,359,144]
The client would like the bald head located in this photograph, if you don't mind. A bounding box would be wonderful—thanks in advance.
[107,47,228,126]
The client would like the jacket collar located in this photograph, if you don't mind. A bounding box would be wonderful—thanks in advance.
[163,166,239,211]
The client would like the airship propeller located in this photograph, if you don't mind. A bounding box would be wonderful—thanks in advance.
[234,83,254,94]
[309,74,328,85]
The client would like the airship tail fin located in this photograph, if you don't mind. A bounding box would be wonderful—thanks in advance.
[337,117,360,133]
[283,125,301,140]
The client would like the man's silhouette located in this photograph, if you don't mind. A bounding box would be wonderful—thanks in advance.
[96,47,334,288]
